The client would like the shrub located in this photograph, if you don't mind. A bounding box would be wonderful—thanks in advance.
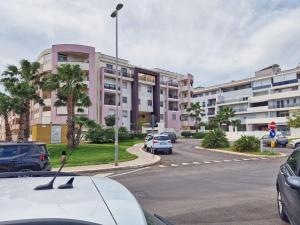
[131,133,146,140]
[233,135,260,152]
[192,132,206,139]
[86,126,131,143]
[201,128,229,148]
[181,131,192,138]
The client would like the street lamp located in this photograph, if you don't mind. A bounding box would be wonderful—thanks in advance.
[111,3,123,166]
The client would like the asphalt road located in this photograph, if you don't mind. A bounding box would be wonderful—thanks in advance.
[108,139,293,225]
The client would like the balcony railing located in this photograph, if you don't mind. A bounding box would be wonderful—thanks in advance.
[104,83,120,90]
[218,97,248,104]
[234,108,247,112]
[139,76,155,83]
[269,102,300,109]
[252,84,271,90]
[103,68,133,78]
[168,82,179,87]
[168,95,179,99]
[169,107,179,111]
[272,79,298,87]
[207,103,216,107]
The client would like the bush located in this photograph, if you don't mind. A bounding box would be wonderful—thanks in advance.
[86,126,131,143]
[201,128,229,148]
[192,132,206,139]
[233,135,260,152]
[130,133,146,140]
[181,131,192,138]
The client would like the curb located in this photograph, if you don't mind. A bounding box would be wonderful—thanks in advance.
[54,143,161,174]
[195,146,287,158]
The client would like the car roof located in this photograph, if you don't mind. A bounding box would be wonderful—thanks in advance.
[0,142,46,146]
[154,134,169,137]
[0,176,146,225]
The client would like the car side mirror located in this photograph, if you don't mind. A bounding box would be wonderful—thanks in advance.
[286,176,300,189]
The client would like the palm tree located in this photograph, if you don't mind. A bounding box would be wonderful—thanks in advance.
[74,116,96,147]
[231,119,241,132]
[0,93,15,141]
[1,59,43,141]
[41,64,91,149]
[187,102,205,132]
[216,106,235,129]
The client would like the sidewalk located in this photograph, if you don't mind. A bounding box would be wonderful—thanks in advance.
[53,143,161,173]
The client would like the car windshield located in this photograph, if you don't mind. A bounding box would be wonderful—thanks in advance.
[154,136,170,141]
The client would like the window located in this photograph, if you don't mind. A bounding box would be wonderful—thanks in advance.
[160,101,163,107]
[286,151,300,175]
[0,146,18,158]
[202,102,205,107]
[160,89,164,95]
[121,67,127,76]
[106,64,113,69]
[172,114,176,120]
[58,53,67,62]
[148,100,152,106]
[122,82,127,89]
[43,107,51,112]
[147,86,152,93]
[294,98,297,104]
[122,110,128,117]
[138,99,140,105]
[122,97,127,103]
[160,114,164,120]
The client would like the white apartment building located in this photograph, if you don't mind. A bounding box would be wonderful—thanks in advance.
[192,64,300,132]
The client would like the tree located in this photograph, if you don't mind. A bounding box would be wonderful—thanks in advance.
[0,93,16,141]
[288,111,300,128]
[74,116,96,147]
[135,117,147,133]
[231,119,241,132]
[105,115,115,127]
[41,64,91,149]
[1,59,43,141]
[216,106,235,129]
[187,102,205,132]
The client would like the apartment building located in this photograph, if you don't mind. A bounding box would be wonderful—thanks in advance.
[192,64,300,132]
[23,44,193,143]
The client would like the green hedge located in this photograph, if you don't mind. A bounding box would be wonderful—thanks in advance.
[86,126,134,143]
[192,132,206,139]
[201,128,229,148]
[181,131,192,138]
[233,135,260,152]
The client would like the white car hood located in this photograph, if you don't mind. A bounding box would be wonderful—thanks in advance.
[0,176,146,225]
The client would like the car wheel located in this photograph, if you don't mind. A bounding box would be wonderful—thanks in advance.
[277,189,289,223]
[295,143,300,148]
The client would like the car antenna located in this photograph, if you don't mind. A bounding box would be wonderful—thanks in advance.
[34,150,74,190]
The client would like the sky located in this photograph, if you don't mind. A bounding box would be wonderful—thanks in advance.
[0,0,300,88]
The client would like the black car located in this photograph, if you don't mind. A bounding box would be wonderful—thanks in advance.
[0,142,51,172]
[161,132,177,143]
[276,149,300,225]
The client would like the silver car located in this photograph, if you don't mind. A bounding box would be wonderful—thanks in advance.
[0,172,171,225]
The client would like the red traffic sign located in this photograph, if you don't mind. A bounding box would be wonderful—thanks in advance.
[268,121,276,130]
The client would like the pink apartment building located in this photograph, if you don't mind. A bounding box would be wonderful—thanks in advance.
[1,44,195,143]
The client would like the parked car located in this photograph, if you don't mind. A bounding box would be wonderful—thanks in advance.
[146,134,172,154]
[0,171,172,225]
[0,142,51,172]
[261,133,288,147]
[288,139,300,149]
[276,149,300,225]
[161,132,177,143]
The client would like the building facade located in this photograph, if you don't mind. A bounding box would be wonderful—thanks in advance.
[25,44,194,142]
[192,64,300,132]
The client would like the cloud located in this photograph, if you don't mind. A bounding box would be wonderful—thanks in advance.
[0,0,300,88]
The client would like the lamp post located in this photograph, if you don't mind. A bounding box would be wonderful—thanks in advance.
[111,3,123,166]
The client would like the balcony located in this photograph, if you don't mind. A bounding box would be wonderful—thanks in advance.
[207,111,215,116]
[104,83,120,90]
[169,107,179,111]
[168,95,179,99]
[168,82,179,88]
[218,97,248,105]
[272,79,298,87]
[252,84,271,90]
[103,68,133,78]
[245,117,287,125]
[207,103,216,107]
[269,102,300,109]
[234,108,248,113]
[57,61,89,70]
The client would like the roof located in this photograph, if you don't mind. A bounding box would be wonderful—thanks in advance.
[0,142,46,146]
[0,176,147,225]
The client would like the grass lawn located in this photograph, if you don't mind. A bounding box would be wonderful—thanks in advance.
[48,139,143,168]
[218,146,280,156]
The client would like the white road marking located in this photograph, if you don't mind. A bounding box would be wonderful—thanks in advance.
[242,158,250,161]
[182,163,190,165]
[171,164,179,167]
[159,165,167,168]
[203,161,212,164]
[108,167,150,178]
[193,162,200,165]
[213,160,222,163]
[233,159,241,162]
[223,159,232,162]
[261,157,268,160]
[251,158,259,160]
